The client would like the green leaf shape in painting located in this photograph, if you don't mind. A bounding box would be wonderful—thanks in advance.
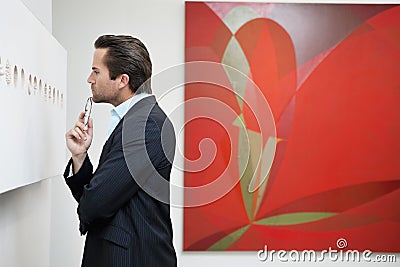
[208,225,250,251]
[254,212,337,226]
[238,130,262,221]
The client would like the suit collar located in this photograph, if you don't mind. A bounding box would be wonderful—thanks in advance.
[107,95,156,142]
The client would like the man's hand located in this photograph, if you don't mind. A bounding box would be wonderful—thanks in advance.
[65,111,93,173]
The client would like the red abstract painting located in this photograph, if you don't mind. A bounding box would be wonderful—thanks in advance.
[184,2,400,252]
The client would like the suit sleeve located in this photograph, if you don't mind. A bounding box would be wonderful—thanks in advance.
[74,114,164,233]
[76,133,141,233]
[63,155,94,202]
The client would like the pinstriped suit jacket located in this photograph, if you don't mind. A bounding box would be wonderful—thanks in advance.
[64,96,177,267]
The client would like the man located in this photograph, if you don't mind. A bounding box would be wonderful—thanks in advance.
[64,35,177,267]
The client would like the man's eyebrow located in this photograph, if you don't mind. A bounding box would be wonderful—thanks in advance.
[92,67,99,70]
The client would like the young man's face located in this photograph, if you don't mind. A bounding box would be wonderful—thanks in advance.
[87,48,120,106]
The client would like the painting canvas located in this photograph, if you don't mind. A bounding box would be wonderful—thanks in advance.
[184,2,400,252]
[0,0,67,193]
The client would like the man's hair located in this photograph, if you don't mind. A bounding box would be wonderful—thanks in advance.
[94,34,152,94]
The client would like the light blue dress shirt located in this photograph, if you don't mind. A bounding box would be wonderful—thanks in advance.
[107,93,151,139]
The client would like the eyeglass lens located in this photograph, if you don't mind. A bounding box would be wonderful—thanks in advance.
[84,97,92,126]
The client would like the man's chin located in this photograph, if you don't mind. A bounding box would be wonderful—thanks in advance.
[92,98,108,105]
[91,96,100,103]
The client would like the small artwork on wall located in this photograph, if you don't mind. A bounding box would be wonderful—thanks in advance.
[0,0,67,193]
[184,2,400,253]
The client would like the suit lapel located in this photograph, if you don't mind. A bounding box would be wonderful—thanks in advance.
[97,95,156,166]
[98,118,123,166]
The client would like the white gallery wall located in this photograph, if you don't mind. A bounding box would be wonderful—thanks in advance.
[51,0,400,267]
[0,0,66,194]
[0,1,54,266]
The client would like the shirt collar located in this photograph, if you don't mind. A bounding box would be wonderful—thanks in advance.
[111,92,151,120]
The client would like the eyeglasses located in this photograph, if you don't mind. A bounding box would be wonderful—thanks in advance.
[84,97,93,126]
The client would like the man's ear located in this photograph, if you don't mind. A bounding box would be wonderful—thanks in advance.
[118,74,129,89]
